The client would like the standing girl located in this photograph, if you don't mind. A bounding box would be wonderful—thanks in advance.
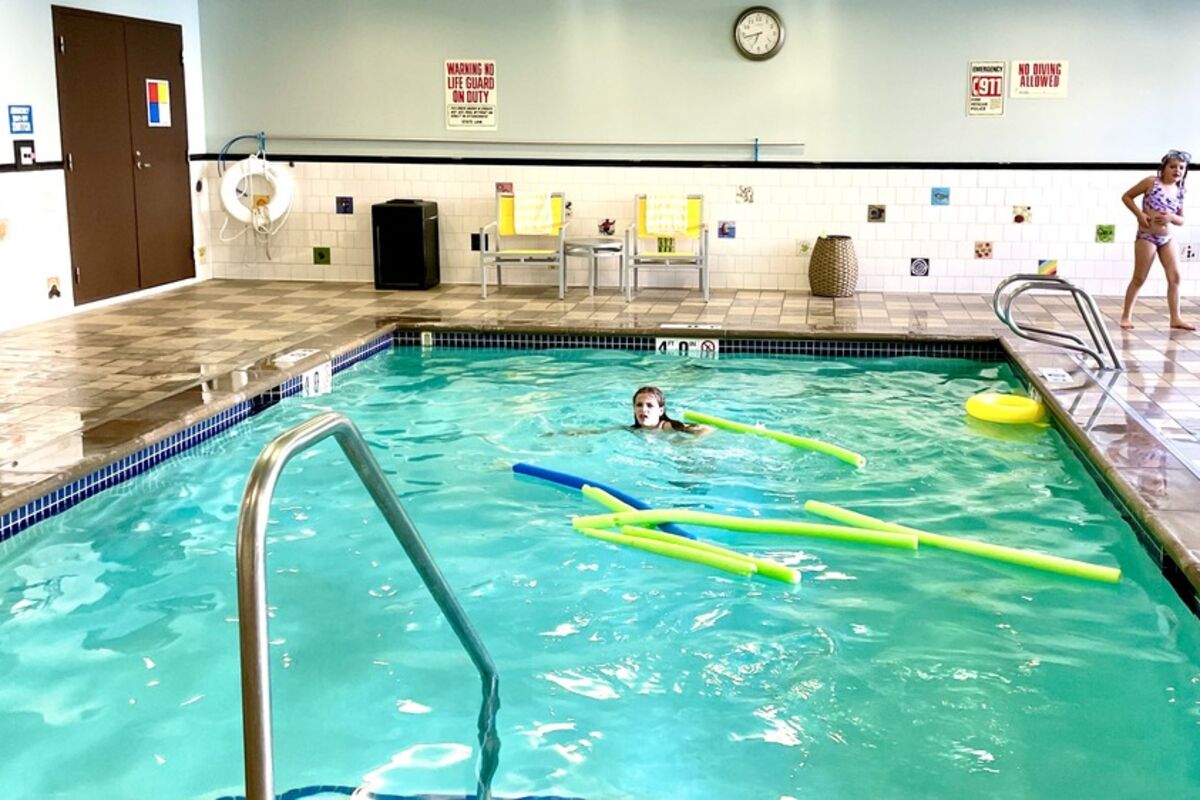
[1120,149,1191,330]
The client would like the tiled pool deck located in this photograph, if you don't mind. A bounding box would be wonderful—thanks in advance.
[1,280,1198,601]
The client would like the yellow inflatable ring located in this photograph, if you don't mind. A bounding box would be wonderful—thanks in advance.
[965,392,1045,425]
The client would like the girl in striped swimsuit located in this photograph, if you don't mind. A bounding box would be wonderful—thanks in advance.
[1120,150,1191,330]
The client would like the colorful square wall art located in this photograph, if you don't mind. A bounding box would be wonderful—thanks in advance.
[868,205,886,223]
[1013,205,1032,224]
[931,187,950,205]
[146,79,171,127]
[1096,224,1115,243]
[975,241,993,259]
[1038,259,1058,275]
[718,221,737,239]
[910,257,930,276]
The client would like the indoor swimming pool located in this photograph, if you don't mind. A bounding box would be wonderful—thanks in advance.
[1,343,1198,799]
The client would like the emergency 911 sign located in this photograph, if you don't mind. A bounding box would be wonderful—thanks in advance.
[967,61,1006,116]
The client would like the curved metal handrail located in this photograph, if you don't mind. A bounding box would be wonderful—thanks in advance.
[235,412,499,800]
[992,274,1123,370]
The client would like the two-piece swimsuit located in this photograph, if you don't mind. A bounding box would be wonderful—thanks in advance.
[1138,177,1185,248]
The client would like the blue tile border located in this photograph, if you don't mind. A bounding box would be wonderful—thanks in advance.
[394,330,1005,360]
[0,330,1029,545]
[4,321,1181,625]
[0,333,395,544]
[0,403,254,543]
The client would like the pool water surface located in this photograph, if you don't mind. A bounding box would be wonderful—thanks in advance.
[1,346,1197,798]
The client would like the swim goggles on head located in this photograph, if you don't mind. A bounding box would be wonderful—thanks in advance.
[1163,149,1191,163]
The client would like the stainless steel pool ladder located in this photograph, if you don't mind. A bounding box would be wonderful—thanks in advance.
[992,274,1123,371]
[235,412,500,800]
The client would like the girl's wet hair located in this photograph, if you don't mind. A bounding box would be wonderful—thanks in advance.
[632,386,665,407]
[1160,150,1189,196]
[631,386,696,431]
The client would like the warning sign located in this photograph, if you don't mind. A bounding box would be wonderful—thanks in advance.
[445,59,497,130]
[967,61,1005,117]
[1010,60,1068,98]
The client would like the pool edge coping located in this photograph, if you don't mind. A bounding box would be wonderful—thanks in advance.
[1,320,1196,611]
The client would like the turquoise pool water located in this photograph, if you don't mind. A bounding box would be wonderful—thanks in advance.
[1,347,1198,799]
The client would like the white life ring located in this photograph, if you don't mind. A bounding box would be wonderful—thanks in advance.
[220,154,294,225]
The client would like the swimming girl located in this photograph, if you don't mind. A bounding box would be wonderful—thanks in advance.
[631,386,708,434]
[1120,149,1191,331]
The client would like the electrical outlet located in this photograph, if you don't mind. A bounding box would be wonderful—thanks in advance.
[195,245,207,263]
[313,246,331,265]
[1182,243,1198,261]
[13,139,35,168]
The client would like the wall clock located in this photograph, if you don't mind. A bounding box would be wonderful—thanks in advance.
[734,6,785,60]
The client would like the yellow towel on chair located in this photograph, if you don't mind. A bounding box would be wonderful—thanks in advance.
[514,192,555,235]
[646,194,688,236]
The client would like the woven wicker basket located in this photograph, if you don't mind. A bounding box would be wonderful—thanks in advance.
[808,235,858,297]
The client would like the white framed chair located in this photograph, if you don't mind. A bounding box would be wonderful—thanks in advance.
[625,194,708,302]
[479,192,568,299]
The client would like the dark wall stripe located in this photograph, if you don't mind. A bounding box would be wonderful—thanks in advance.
[0,161,65,173]
[190,152,1157,171]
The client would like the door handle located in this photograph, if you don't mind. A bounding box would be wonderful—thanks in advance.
[135,150,152,170]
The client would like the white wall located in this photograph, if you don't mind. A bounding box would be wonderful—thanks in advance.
[202,160,1199,300]
[198,0,1200,161]
[0,0,207,332]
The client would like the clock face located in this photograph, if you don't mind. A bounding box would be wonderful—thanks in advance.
[734,7,784,60]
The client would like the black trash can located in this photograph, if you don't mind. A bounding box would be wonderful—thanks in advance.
[372,199,440,289]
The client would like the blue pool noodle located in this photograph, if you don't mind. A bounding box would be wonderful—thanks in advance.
[512,462,697,540]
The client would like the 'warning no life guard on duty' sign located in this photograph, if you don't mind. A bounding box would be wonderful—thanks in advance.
[445,59,497,130]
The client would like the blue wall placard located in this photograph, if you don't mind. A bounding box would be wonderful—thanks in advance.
[8,105,33,135]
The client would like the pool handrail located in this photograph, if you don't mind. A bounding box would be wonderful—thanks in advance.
[235,412,499,800]
[992,274,1123,370]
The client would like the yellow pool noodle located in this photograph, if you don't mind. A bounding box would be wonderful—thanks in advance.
[803,500,1120,584]
[581,483,636,513]
[573,508,917,550]
[682,410,866,468]
[619,525,800,584]
[577,526,756,577]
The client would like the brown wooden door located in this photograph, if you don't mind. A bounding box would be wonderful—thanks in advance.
[53,8,140,304]
[53,6,194,305]
[125,21,193,288]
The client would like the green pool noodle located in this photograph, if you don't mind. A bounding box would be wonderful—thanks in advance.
[577,526,756,577]
[579,486,801,583]
[682,410,866,468]
[581,483,636,513]
[572,508,917,550]
[620,525,800,584]
[803,500,1120,584]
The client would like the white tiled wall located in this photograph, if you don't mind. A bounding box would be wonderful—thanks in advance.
[0,170,74,330]
[202,161,1199,298]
